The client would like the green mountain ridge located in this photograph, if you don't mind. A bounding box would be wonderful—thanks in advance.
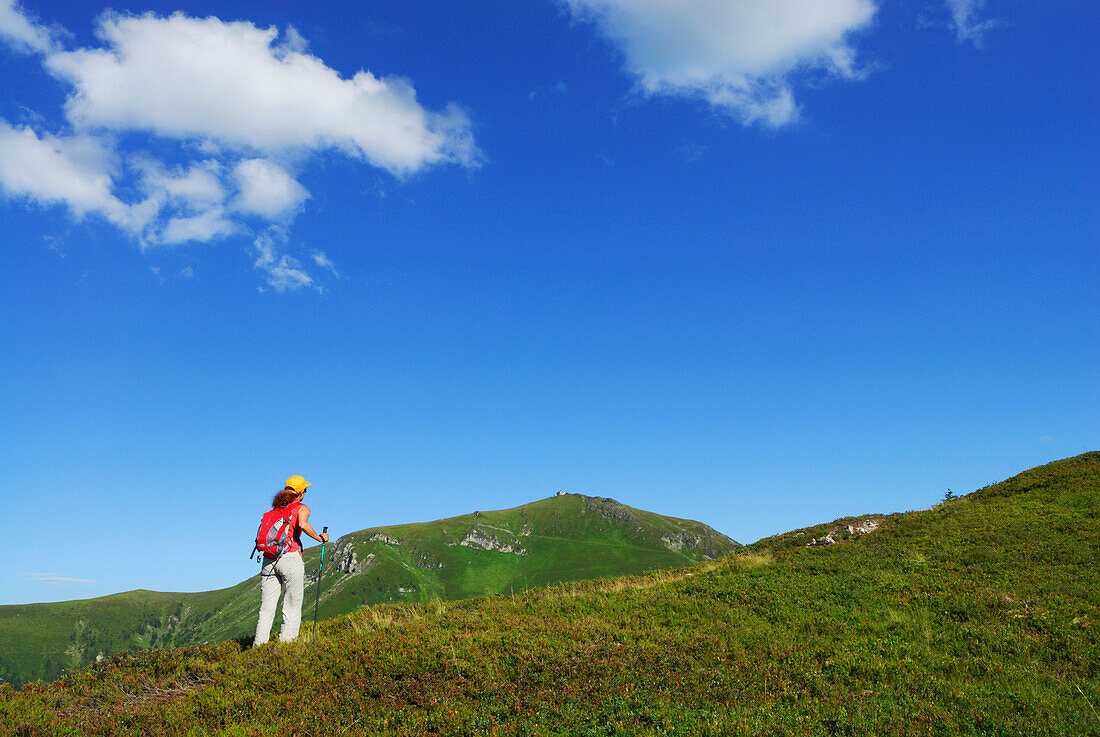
[0,493,739,686]
[3,452,1096,735]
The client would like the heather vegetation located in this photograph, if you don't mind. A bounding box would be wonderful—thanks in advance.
[2,453,1098,736]
[0,494,736,687]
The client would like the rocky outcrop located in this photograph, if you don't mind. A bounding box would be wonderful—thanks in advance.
[661,531,703,553]
[369,533,400,546]
[455,528,528,555]
[582,497,638,523]
[659,529,737,560]
[334,547,376,575]
[337,547,359,573]
[807,518,883,547]
[853,519,879,535]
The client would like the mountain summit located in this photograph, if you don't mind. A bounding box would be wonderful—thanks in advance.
[314,493,739,614]
[4,453,1097,733]
[0,494,738,685]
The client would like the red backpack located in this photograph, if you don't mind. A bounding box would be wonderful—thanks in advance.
[252,504,300,560]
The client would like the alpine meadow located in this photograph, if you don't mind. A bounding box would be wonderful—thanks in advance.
[0,495,739,687]
[1,1,1097,735]
[2,453,1098,735]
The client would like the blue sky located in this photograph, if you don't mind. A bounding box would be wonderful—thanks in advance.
[1,0,1096,605]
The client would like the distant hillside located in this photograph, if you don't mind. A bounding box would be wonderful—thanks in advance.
[1,453,1096,736]
[0,494,738,686]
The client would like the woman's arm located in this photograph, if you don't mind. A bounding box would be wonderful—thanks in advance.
[297,505,329,543]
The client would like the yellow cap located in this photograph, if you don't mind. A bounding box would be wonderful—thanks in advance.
[285,475,311,493]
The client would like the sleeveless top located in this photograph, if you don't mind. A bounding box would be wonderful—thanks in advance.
[280,501,306,554]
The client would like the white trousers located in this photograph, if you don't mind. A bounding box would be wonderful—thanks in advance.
[254,551,305,645]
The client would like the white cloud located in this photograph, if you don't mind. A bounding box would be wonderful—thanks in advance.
[0,120,152,232]
[23,572,93,585]
[0,6,479,289]
[135,158,225,209]
[311,250,339,276]
[232,158,308,218]
[43,12,480,174]
[0,0,54,53]
[178,265,194,278]
[254,233,317,292]
[283,24,308,53]
[160,206,237,244]
[945,0,1002,45]
[0,122,242,245]
[564,0,877,127]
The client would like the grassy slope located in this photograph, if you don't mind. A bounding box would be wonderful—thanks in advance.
[313,494,734,617]
[1,452,1096,736]
[0,494,737,687]
[0,587,243,687]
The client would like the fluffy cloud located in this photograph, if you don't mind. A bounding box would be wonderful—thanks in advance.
[232,159,309,219]
[0,0,53,53]
[0,123,291,245]
[160,207,237,245]
[0,3,480,289]
[945,0,1002,45]
[44,12,479,174]
[564,0,877,126]
[0,120,152,231]
[135,158,225,209]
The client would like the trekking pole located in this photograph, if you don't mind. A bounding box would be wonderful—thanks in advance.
[312,526,327,635]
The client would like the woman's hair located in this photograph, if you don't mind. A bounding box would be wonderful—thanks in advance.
[272,488,298,508]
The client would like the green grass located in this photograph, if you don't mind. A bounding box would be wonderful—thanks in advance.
[0,587,244,687]
[3,454,1097,735]
[0,494,737,687]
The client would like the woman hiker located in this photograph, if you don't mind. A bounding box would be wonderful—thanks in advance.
[253,475,330,645]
